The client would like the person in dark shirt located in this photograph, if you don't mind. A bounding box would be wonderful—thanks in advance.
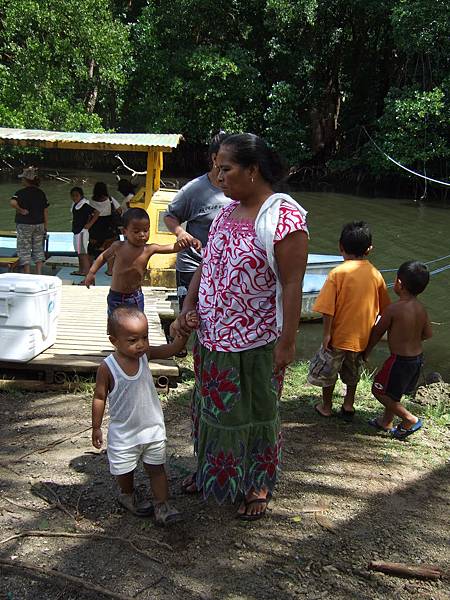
[70,187,99,276]
[10,166,49,274]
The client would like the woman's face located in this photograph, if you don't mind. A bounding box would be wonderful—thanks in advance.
[216,146,253,200]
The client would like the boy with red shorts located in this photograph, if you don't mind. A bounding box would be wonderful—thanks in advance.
[364,261,432,440]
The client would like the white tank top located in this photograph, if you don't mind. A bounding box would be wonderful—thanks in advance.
[104,354,166,450]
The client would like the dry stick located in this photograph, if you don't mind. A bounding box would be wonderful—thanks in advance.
[134,532,173,551]
[0,558,134,600]
[17,425,92,460]
[34,483,75,520]
[0,530,162,564]
[0,495,42,513]
[368,560,443,580]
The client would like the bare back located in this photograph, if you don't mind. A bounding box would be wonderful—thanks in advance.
[387,298,431,356]
[110,242,152,293]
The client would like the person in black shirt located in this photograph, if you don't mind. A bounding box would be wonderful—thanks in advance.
[10,166,49,274]
[71,187,99,276]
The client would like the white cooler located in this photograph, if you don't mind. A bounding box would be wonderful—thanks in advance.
[0,273,62,362]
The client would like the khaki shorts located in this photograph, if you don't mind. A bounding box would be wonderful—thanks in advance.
[308,346,363,387]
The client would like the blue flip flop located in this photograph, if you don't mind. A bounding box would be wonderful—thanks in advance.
[391,419,423,441]
[368,418,392,433]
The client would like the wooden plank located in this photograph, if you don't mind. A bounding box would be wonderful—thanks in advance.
[0,284,178,381]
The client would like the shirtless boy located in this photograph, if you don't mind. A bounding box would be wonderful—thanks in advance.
[83,208,201,314]
[364,260,432,440]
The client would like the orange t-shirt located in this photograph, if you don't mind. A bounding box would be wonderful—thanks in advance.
[313,260,391,352]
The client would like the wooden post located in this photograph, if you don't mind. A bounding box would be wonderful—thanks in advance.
[144,149,154,212]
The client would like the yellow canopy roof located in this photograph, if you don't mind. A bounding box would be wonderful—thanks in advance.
[0,127,182,152]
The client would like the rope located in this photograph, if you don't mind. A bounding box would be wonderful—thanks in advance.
[380,254,450,273]
[363,127,450,187]
[386,262,450,288]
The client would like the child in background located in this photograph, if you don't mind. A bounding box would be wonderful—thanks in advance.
[83,207,201,315]
[308,221,391,418]
[117,179,136,213]
[70,187,99,276]
[92,306,198,524]
[364,261,432,439]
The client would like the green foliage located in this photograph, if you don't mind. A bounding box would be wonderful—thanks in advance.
[0,0,130,133]
[0,0,448,180]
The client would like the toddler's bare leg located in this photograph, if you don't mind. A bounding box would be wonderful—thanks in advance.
[144,463,169,504]
[343,384,357,412]
[116,471,134,494]
[377,394,417,428]
[316,385,334,416]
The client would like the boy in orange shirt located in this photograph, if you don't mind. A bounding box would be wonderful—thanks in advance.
[308,222,391,418]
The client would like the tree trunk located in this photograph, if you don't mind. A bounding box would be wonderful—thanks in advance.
[85,59,98,114]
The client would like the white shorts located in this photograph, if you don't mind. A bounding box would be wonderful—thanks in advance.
[73,229,89,255]
[107,439,167,476]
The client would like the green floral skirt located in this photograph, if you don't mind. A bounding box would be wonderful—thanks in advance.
[192,340,284,504]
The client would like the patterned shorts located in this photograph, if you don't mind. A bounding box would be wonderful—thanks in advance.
[16,223,46,266]
[308,346,363,387]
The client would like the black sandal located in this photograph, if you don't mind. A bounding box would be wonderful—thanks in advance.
[237,493,271,521]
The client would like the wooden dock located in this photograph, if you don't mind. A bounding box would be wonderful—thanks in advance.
[0,286,178,384]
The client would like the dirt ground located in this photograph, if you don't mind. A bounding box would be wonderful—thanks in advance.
[0,374,449,600]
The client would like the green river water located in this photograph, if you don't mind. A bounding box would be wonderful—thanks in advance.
[0,170,449,380]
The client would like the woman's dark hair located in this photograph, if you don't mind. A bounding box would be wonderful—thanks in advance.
[219,133,285,185]
[117,179,136,196]
[70,186,84,197]
[397,261,430,296]
[92,182,109,201]
[339,221,372,257]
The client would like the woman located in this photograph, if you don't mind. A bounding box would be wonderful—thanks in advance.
[10,166,49,275]
[88,182,122,275]
[174,134,308,520]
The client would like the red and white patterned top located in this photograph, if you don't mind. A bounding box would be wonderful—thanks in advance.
[197,200,308,352]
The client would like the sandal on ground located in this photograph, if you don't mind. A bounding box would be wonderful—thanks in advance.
[118,492,154,517]
[314,404,332,418]
[154,501,182,526]
[391,419,423,441]
[368,417,392,433]
[70,271,85,276]
[238,492,272,522]
[181,472,199,494]
[105,271,113,276]
[338,406,355,421]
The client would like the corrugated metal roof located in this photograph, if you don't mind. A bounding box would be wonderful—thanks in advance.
[0,128,182,150]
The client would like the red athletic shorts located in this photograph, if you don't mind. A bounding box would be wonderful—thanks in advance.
[372,354,423,401]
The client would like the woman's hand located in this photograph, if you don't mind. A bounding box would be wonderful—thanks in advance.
[273,338,296,374]
[172,304,197,337]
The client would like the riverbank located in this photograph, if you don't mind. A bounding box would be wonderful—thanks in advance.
[1,360,448,599]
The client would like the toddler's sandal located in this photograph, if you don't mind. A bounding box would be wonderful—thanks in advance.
[154,501,183,526]
[118,492,154,517]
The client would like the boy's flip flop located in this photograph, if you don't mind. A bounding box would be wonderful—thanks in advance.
[314,404,332,418]
[368,417,392,433]
[391,419,423,441]
[338,406,355,421]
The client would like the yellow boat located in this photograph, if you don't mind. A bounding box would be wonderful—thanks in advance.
[0,126,182,287]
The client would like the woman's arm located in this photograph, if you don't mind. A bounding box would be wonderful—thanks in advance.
[171,265,202,336]
[10,198,28,215]
[85,210,100,230]
[273,230,308,373]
